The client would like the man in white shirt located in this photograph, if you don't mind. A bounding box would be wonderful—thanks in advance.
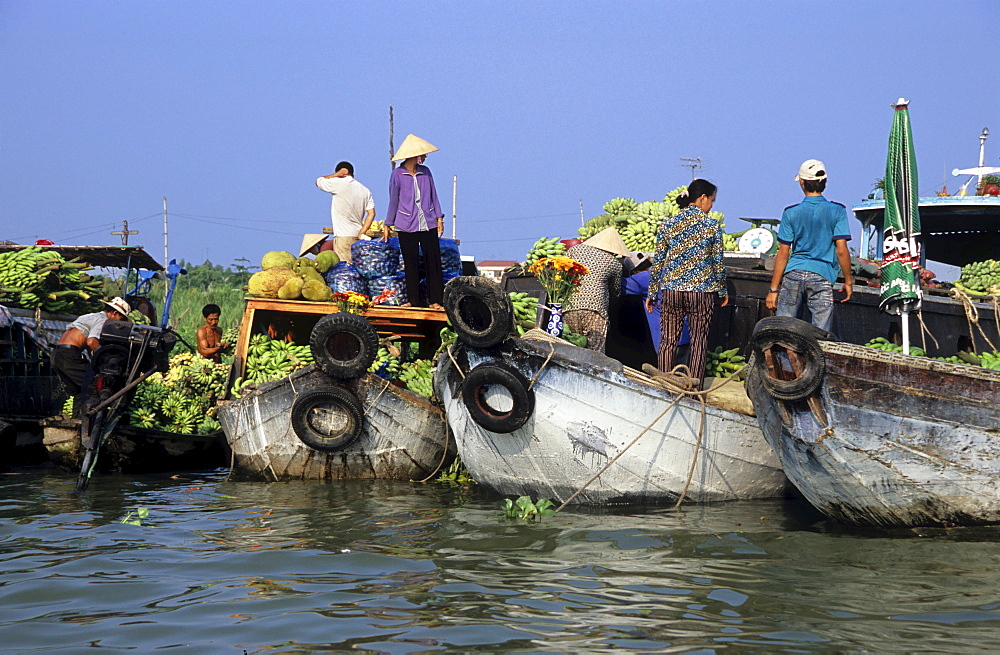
[315,161,376,264]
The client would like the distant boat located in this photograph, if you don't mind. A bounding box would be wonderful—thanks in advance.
[746,316,1000,527]
[435,332,789,506]
[217,365,450,482]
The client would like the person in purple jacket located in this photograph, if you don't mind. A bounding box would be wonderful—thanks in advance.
[382,134,445,310]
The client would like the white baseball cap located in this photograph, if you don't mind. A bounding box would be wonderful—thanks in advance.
[795,159,828,181]
[103,297,131,316]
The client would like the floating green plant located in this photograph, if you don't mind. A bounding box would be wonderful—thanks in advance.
[501,496,555,522]
[120,507,150,526]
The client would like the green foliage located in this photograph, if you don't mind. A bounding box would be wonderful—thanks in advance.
[500,496,555,522]
[434,456,477,485]
[121,507,150,526]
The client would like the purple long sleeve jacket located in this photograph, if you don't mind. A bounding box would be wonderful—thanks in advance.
[385,164,444,232]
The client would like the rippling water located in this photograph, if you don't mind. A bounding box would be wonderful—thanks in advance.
[1,468,999,653]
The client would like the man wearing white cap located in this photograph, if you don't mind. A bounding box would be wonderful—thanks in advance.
[564,227,630,353]
[315,161,376,264]
[50,297,131,405]
[766,160,853,332]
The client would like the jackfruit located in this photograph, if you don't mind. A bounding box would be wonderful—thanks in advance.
[295,257,318,272]
[277,276,304,300]
[314,250,338,273]
[261,251,296,270]
[248,267,298,298]
[301,279,332,302]
[300,265,325,284]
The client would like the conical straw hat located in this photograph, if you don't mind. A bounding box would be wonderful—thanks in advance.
[391,134,439,162]
[299,233,328,256]
[582,226,630,257]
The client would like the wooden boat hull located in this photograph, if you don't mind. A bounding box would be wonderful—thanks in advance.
[217,365,450,482]
[746,331,1000,527]
[40,417,225,473]
[435,337,788,505]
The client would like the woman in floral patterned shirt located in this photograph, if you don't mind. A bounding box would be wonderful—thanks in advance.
[645,179,728,386]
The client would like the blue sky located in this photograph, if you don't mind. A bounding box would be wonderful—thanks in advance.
[1,1,996,274]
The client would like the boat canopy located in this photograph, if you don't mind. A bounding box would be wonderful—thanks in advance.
[853,196,1000,267]
[0,244,163,271]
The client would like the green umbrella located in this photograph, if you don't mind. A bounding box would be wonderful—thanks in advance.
[879,99,922,345]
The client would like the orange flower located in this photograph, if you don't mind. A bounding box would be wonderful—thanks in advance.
[528,256,589,305]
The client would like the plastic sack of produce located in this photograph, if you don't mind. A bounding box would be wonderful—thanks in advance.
[391,237,462,277]
[368,272,408,306]
[324,261,369,295]
[438,238,463,277]
[351,239,400,279]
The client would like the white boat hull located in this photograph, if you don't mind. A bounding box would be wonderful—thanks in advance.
[436,338,788,505]
[218,366,449,481]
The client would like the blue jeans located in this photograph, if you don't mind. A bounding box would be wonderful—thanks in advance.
[776,270,834,332]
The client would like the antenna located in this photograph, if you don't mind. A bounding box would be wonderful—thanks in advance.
[389,105,395,170]
[680,157,703,179]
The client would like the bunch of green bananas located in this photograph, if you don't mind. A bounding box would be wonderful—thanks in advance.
[723,233,739,251]
[620,218,658,252]
[398,359,435,398]
[864,337,927,357]
[705,346,747,379]
[222,326,240,345]
[232,334,314,394]
[0,246,104,314]
[603,197,639,215]
[509,291,539,334]
[368,346,402,377]
[958,350,1000,370]
[525,237,567,264]
[126,351,229,434]
[562,329,587,348]
[955,259,1000,296]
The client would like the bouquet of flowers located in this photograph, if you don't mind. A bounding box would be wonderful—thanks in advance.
[527,256,589,305]
[332,290,371,315]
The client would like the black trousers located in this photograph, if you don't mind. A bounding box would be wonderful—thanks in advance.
[50,345,89,394]
[397,229,444,306]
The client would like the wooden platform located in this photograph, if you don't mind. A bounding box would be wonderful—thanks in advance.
[233,298,449,376]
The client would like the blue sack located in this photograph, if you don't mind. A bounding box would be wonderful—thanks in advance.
[351,239,400,279]
[324,261,369,295]
[368,272,408,305]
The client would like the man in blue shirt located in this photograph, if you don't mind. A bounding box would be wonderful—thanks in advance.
[766,159,854,332]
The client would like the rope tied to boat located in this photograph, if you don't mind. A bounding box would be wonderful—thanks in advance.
[446,343,465,379]
[553,361,749,512]
[915,308,940,351]
[526,342,556,391]
[951,287,999,352]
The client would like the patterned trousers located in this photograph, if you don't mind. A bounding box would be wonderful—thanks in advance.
[563,309,608,353]
[657,289,715,383]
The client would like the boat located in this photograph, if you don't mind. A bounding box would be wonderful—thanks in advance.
[435,276,789,505]
[40,417,226,473]
[216,364,450,482]
[745,316,1000,527]
[218,306,451,482]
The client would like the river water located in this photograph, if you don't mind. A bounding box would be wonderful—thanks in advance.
[1,467,998,654]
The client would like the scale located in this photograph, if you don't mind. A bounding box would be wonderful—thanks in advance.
[735,218,781,255]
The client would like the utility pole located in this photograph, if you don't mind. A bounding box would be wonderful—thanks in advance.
[389,105,395,170]
[111,220,138,246]
[680,157,703,179]
[452,175,458,240]
[162,196,168,266]
[579,200,585,228]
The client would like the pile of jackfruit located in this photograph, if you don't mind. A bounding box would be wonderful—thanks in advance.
[247,250,338,302]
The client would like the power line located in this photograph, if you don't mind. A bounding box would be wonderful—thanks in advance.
[463,211,577,223]
[171,211,317,225]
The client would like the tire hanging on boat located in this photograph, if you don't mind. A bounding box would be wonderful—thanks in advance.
[750,316,829,401]
[461,362,534,433]
[309,312,379,379]
[443,276,514,349]
[290,386,364,452]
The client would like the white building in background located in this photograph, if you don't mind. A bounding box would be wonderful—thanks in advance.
[476,260,518,282]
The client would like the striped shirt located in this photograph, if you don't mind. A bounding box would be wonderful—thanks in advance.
[647,206,727,299]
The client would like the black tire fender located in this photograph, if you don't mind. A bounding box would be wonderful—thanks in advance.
[290,387,364,452]
[751,316,828,401]
[309,312,379,379]
[461,362,534,433]
[443,276,514,349]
